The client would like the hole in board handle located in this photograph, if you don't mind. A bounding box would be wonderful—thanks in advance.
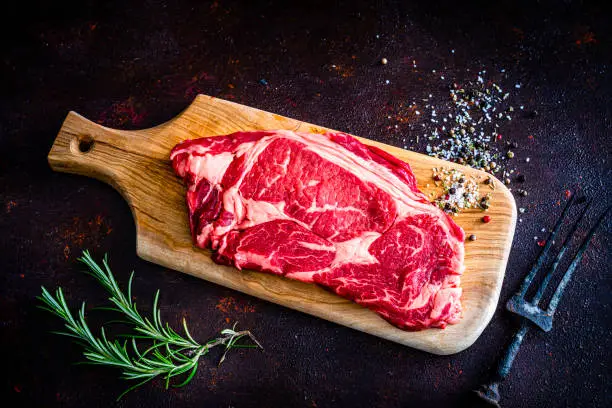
[77,135,94,153]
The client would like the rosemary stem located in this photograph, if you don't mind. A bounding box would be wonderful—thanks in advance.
[38,251,262,399]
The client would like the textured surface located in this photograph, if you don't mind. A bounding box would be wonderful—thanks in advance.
[171,130,465,330]
[0,0,610,407]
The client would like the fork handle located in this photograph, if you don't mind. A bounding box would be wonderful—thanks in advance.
[474,322,530,406]
[498,322,529,378]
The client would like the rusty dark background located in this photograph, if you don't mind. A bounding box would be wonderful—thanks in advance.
[1,0,610,407]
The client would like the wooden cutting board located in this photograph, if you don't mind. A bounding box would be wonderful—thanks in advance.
[48,94,516,355]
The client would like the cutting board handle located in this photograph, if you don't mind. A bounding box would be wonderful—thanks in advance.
[47,109,179,207]
[48,111,133,192]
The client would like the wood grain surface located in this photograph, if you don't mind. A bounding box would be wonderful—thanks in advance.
[47,94,516,355]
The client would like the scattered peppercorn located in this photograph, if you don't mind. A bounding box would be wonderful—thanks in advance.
[416,71,522,178]
[469,234,477,241]
[482,215,491,223]
[504,178,511,185]
[521,190,528,197]
[381,58,388,65]
[516,174,525,182]
[433,167,487,214]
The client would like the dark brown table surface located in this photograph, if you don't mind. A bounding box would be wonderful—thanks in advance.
[1,1,610,407]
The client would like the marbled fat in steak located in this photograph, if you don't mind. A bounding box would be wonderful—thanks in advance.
[171,130,465,329]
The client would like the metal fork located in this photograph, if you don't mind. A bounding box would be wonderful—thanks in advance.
[474,195,610,407]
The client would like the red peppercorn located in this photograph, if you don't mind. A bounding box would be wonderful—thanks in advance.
[482,215,491,223]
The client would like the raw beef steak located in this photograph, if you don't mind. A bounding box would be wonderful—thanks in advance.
[171,130,465,329]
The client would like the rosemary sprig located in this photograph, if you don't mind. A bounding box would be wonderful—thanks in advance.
[38,251,262,399]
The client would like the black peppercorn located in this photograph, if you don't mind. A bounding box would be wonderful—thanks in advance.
[458,178,465,184]
[449,187,457,194]
[444,203,451,211]
[469,234,477,241]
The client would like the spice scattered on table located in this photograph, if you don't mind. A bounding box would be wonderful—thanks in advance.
[384,68,538,201]
[516,189,529,196]
[418,72,519,175]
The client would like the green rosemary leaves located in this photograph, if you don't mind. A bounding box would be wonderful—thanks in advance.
[38,251,262,399]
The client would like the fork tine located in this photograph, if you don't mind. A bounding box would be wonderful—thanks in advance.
[546,206,611,314]
[515,194,576,298]
[530,200,592,304]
